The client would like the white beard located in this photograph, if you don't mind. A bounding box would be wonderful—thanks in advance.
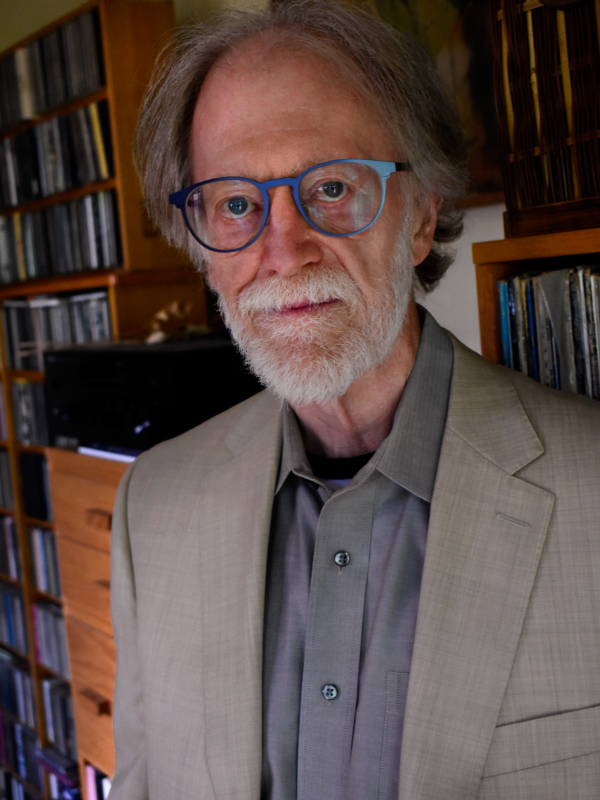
[216,226,414,405]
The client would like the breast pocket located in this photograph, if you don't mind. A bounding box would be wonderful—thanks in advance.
[479,704,600,800]
[378,671,409,800]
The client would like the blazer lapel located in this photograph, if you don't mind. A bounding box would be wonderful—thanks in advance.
[399,342,555,800]
[199,394,283,798]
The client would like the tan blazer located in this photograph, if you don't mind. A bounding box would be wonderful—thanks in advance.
[109,337,600,800]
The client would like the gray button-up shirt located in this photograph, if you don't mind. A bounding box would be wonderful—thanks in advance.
[262,311,454,800]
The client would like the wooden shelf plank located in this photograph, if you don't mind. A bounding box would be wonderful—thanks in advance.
[0,266,199,301]
[0,572,23,588]
[0,88,108,140]
[33,588,63,605]
[37,662,70,682]
[473,227,600,265]
[0,639,30,662]
[0,705,39,735]
[16,444,47,455]
[0,178,117,217]
[24,517,54,530]
[6,371,44,382]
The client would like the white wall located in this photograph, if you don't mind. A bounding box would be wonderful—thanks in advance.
[421,203,505,354]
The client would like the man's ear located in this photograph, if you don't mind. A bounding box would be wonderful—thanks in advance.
[411,193,442,267]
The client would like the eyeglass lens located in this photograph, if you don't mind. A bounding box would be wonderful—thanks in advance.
[184,161,384,251]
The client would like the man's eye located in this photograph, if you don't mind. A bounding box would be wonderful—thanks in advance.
[318,181,348,201]
[223,196,254,217]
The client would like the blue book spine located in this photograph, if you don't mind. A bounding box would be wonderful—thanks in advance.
[14,722,26,780]
[498,280,512,368]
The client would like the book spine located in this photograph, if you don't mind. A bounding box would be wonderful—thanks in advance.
[11,213,26,281]
[569,270,588,395]
[497,280,512,368]
[512,277,528,375]
[582,268,599,400]
[591,272,600,401]
[88,102,109,180]
[525,279,540,383]
[85,764,99,800]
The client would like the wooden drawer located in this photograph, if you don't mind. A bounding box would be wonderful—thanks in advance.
[47,449,128,554]
[67,616,115,777]
[56,537,112,636]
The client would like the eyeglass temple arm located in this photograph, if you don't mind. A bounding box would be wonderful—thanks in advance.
[394,162,411,172]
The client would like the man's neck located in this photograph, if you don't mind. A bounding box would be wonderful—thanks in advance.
[289,300,421,458]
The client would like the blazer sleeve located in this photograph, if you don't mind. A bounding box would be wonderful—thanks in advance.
[109,461,149,799]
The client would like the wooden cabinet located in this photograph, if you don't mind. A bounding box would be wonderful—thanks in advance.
[473,227,600,364]
[46,447,126,790]
[67,618,116,778]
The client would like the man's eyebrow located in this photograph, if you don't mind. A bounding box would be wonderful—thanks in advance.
[241,157,346,182]
[293,156,350,174]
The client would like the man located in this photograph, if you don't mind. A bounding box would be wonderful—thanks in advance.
[110,2,600,799]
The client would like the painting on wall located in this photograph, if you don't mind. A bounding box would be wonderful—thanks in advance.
[374,0,504,203]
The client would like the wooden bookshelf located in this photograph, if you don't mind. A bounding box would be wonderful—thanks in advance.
[0,2,205,797]
[473,227,600,365]
[1,0,189,274]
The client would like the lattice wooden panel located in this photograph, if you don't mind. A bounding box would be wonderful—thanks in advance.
[492,0,600,235]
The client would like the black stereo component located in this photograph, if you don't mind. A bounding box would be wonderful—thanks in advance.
[43,336,262,453]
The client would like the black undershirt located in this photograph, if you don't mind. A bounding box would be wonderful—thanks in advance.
[307,452,375,480]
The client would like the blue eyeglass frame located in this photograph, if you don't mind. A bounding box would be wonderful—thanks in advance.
[168,158,410,253]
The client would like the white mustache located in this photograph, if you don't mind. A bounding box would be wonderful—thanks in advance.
[237,267,362,316]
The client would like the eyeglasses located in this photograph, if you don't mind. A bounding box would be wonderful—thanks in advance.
[168,159,409,253]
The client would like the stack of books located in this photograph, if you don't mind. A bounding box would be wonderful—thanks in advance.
[0,716,42,794]
[0,190,120,283]
[0,649,36,728]
[498,266,600,398]
[28,528,61,598]
[31,603,69,678]
[0,517,21,581]
[0,100,112,209]
[0,765,40,799]
[41,679,76,760]
[0,584,27,655]
[3,291,112,370]
[11,381,48,446]
[0,10,103,130]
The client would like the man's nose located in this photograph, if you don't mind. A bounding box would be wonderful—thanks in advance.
[255,186,321,277]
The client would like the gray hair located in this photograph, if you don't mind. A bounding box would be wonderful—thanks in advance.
[133,0,469,291]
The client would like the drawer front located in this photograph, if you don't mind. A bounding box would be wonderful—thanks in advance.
[51,473,118,554]
[67,617,115,777]
[57,538,112,635]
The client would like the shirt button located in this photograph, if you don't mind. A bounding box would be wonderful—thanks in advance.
[334,551,350,567]
[322,684,338,700]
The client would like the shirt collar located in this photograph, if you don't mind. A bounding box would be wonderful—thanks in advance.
[275,308,454,501]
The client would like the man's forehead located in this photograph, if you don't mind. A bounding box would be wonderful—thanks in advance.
[197,37,362,119]
[191,41,392,180]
